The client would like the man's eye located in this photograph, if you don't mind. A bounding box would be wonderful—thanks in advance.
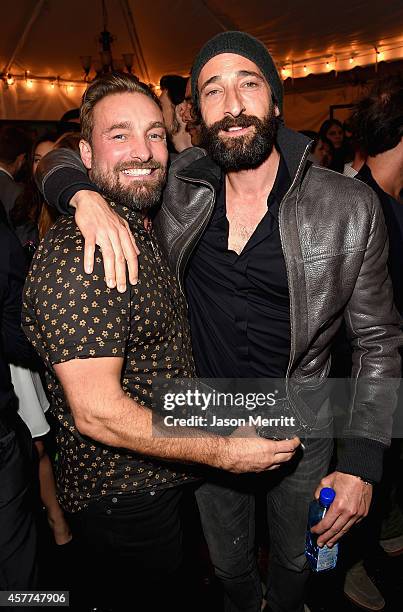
[113,134,126,141]
[205,89,219,97]
[149,132,166,141]
[243,81,258,88]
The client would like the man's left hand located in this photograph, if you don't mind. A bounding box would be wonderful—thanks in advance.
[311,471,373,548]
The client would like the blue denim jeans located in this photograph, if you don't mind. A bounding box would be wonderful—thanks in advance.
[195,437,333,612]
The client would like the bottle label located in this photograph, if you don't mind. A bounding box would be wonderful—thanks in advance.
[315,543,338,571]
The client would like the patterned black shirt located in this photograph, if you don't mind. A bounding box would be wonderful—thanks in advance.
[23,202,195,512]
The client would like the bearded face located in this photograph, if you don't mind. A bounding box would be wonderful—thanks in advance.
[90,158,167,211]
[80,91,169,213]
[200,109,280,172]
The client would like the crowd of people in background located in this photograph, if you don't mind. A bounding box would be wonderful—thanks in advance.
[0,29,402,612]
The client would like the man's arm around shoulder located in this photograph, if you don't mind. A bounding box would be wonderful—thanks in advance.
[36,148,139,290]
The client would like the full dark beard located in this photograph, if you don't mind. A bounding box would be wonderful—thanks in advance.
[200,111,279,172]
[90,161,167,212]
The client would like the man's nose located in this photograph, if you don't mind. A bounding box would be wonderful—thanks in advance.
[129,138,152,162]
[224,87,245,118]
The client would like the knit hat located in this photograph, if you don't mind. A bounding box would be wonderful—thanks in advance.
[191,31,283,112]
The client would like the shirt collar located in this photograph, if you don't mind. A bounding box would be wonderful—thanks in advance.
[218,153,291,219]
[107,200,148,233]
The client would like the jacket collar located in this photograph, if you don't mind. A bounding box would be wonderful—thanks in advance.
[0,166,15,181]
[175,123,312,189]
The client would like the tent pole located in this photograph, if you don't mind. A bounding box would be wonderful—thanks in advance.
[119,0,144,80]
[198,0,238,31]
[120,0,150,83]
[2,0,46,75]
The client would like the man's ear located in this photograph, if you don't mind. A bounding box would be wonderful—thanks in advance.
[274,105,280,117]
[174,103,186,128]
[79,139,92,170]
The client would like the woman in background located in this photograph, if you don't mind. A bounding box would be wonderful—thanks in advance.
[319,118,352,172]
[10,134,59,249]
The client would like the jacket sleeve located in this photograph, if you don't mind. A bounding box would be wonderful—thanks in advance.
[336,188,402,482]
[35,148,100,215]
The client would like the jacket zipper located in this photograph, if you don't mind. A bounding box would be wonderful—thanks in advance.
[174,175,216,294]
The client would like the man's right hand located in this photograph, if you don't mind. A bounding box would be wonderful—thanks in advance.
[71,190,140,292]
[220,434,300,473]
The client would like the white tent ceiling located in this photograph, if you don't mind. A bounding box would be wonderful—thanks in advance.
[1,1,402,129]
[2,0,403,85]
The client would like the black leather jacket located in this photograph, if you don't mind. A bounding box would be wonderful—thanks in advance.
[37,125,402,481]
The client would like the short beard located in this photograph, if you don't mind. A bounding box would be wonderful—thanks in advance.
[90,160,166,212]
[200,111,279,172]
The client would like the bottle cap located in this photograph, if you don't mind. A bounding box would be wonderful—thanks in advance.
[319,487,336,507]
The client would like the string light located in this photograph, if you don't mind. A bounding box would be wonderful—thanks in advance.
[1,41,398,92]
[1,72,87,92]
[281,66,291,79]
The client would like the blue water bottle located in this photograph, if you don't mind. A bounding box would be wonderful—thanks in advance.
[305,487,338,571]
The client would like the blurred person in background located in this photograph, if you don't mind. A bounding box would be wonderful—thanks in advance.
[319,118,352,173]
[0,201,39,590]
[10,134,58,251]
[58,108,81,136]
[342,75,403,612]
[311,135,334,168]
[180,76,203,147]
[159,74,192,153]
[300,130,334,168]
[54,131,81,154]
[14,131,81,247]
[342,118,367,178]
[0,125,31,225]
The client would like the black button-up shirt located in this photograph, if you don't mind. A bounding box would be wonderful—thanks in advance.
[185,155,291,379]
[23,202,195,512]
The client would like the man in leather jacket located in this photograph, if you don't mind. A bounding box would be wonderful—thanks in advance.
[36,32,402,612]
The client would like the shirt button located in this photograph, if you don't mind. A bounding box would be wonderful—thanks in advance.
[106,509,112,515]
[112,497,118,503]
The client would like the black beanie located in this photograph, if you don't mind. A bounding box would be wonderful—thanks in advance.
[191,31,283,112]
